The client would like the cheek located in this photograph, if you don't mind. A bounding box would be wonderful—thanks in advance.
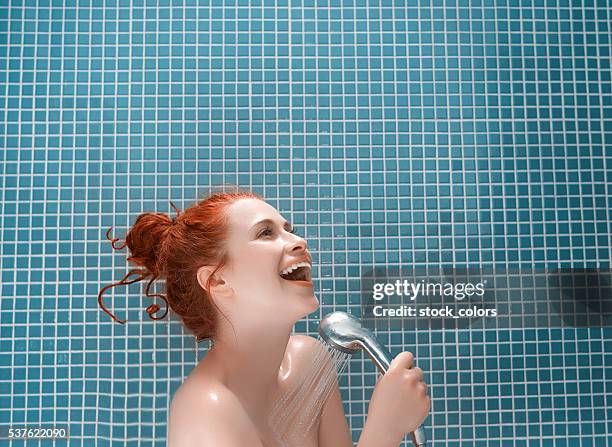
[231,261,280,289]
[252,266,280,284]
[227,245,283,289]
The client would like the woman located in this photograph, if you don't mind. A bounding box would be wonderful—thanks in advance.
[99,189,430,446]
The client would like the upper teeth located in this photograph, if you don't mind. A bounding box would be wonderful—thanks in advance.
[280,261,311,276]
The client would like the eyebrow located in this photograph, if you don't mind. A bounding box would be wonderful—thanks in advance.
[251,219,292,231]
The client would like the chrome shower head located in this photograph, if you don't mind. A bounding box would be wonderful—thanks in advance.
[318,311,361,353]
[318,311,427,447]
[318,311,392,370]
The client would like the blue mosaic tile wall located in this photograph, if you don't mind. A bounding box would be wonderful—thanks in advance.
[0,0,610,445]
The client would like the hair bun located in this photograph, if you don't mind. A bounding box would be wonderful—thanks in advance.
[98,202,181,324]
[122,212,173,275]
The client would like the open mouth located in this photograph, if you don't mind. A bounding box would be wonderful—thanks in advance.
[279,266,312,282]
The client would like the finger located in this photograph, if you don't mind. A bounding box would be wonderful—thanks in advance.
[388,351,414,371]
[418,382,428,394]
[409,366,424,381]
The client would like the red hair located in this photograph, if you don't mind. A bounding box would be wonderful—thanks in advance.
[98,186,264,342]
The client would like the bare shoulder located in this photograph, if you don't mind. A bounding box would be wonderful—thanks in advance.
[288,334,321,351]
[169,377,235,414]
[286,334,329,362]
[284,334,335,375]
[168,377,261,447]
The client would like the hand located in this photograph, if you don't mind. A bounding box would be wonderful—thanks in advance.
[365,351,430,445]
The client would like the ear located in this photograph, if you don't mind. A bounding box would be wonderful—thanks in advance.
[197,265,234,300]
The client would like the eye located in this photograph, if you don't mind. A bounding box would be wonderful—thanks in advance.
[258,227,274,238]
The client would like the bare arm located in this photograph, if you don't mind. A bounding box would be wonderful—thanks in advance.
[317,379,353,447]
[317,378,401,447]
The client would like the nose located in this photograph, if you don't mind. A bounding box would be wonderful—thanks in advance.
[286,234,308,253]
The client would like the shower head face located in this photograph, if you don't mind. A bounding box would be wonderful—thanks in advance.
[318,311,396,374]
[318,311,367,354]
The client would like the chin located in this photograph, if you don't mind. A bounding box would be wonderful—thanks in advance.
[310,292,320,310]
[300,292,320,316]
[285,293,319,321]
